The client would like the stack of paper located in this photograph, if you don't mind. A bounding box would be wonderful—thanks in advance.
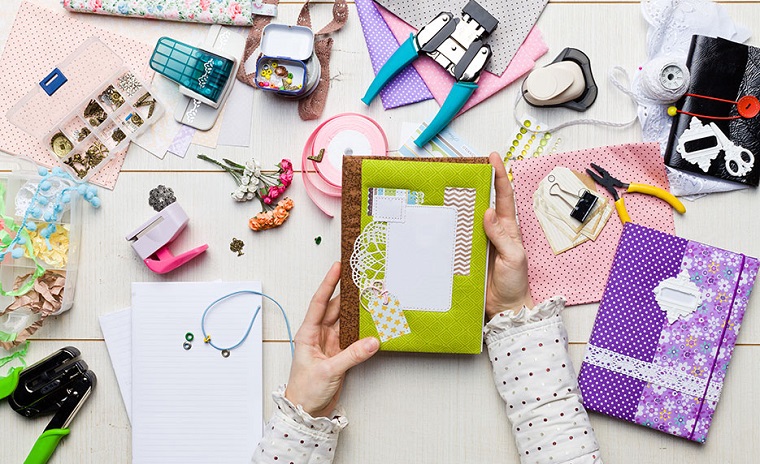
[533,167,613,254]
[100,281,263,464]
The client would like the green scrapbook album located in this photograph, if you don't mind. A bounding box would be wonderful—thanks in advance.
[339,157,493,354]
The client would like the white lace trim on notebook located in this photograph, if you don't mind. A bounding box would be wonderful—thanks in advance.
[584,343,722,403]
[350,221,388,291]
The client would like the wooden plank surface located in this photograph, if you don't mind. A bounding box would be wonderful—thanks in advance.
[1,0,759,463]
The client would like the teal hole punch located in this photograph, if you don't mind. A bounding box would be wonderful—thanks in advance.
[361,0,498,147]
[150,37,236,109]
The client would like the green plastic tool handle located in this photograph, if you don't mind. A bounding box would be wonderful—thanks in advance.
[24,429,70,464]
[0,366,22,399]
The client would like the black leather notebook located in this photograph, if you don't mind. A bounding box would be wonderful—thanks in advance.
[664,35,760,186]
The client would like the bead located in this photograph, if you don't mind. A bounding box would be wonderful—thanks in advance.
[183,342,192,350]
[221,350,231,358]
[204,335,211,343]
[185,332,194,342]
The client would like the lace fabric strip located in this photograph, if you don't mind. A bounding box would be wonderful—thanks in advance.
[584,343,722,403]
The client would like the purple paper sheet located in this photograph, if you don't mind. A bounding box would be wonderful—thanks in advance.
[355,0,433,109]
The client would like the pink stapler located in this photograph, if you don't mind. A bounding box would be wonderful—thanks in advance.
[126,202,208,274]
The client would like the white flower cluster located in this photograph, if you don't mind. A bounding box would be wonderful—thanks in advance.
[232,159,262,202]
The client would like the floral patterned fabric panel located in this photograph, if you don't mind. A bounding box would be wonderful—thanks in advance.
[578,223,759,443]
[63,0,254,26]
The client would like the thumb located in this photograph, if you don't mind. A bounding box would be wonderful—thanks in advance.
[483,208,512,257]
[329,337,380,374]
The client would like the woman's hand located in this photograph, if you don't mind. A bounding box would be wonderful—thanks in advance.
[483,152,534,321]
[284,262,380,418]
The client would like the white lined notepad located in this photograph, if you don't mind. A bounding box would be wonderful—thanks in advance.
[131,282,263,464]
[99,307,133,422]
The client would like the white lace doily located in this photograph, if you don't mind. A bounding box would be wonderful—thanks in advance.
[350,221,388,292]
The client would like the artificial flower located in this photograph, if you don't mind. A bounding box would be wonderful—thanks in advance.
[198,154,293,205]
[198,154,296,231]
[249,198,294,231]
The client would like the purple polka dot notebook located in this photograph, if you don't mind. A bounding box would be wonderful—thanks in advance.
[578,223,759,443]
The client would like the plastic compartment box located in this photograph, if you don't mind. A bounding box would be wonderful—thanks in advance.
[7,37,163,181]
[0,160,82,317]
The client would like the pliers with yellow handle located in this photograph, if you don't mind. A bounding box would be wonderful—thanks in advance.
[586,163,686,224]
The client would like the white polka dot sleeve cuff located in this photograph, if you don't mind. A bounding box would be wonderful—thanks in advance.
[252,385,346,464]
[484,297,603,464]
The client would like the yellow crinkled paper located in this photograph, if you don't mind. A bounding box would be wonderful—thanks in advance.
[24,224,69,269]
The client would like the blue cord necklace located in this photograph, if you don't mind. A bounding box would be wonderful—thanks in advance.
[200,290,295,358]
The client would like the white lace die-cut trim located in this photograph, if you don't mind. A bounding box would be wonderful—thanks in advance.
[584,344,723,402]
[350,221,388,291]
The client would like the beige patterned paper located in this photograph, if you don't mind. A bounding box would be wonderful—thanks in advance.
[444,187,476,276]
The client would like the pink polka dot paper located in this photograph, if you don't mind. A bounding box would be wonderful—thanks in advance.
[0,2,154,189]
[511,143,676,306]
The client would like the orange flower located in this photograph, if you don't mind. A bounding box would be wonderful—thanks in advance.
[278,197,294,210]
[272,206,289,222]
[248,198,295,231]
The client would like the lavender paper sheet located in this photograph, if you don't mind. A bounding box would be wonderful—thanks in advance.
[355,0,433,109]
[578,223,758,443]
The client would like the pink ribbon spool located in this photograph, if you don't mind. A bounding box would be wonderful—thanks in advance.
[301,113,388,217]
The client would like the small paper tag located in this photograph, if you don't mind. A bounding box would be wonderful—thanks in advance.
[362,289,411,342]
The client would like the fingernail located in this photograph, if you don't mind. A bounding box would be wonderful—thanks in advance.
[364,337,380,353]
[489,209,498,224]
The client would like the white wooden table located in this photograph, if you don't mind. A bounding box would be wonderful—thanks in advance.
[1,0,759,462]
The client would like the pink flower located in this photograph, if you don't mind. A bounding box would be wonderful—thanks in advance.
[89,0,102,10]
[279,171,293,186]
[268,185,281,199]
[200,0,210,10]
[263,197,272,205]
[280,159,293,171]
